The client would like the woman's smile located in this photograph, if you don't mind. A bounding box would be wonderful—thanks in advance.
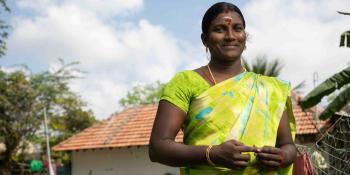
[221,43,240,49]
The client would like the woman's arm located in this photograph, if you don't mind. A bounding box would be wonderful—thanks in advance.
[275,110,297,166]
[256,110,297,169]
[149,100,256,169]
[149,100,208,166]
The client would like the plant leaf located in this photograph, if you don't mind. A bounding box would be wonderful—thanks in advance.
[301,66,350,109]
[319,86,350,120]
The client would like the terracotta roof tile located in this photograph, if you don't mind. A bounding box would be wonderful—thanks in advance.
[290,92,327,135]
[53,104,183,151]
[53,94,327,151]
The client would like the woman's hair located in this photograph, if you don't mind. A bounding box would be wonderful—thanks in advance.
[201,2,245,35]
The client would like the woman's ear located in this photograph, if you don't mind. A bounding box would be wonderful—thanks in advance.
[201,33,208,47]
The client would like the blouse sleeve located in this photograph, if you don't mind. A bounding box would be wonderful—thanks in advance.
[160,72,192,113]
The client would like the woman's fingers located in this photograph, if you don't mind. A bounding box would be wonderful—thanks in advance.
[256,152,282,162]
[232,153,251,161]
[258,159,280,168]
[232,160,250,167]
[258,146,281,154]
[236,145,257,153]
[255,146,285,169]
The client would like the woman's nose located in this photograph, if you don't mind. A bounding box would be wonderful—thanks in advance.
[225,29,236,41]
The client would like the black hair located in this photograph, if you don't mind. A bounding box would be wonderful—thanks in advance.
[201,2,245,35]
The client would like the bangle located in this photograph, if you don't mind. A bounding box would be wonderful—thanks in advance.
[206,145,216,166]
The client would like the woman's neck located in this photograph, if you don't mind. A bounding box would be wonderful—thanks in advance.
[208,57,244,76]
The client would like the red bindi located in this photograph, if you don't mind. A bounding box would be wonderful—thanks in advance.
[223,16,232,25]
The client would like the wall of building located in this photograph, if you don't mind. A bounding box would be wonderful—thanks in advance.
[72,146,179,175]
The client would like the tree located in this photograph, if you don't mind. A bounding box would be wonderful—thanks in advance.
[0,0,10,58]
[0,60,96,173]
[119,81,165,107]
[47,98,96,164]
[300,66,350,120]
[242,55,283,77]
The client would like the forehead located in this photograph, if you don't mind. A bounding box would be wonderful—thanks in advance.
[211,11,243,25]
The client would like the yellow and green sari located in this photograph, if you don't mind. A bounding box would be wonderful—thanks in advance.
[161,71,296,175]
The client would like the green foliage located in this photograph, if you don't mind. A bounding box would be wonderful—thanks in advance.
[340,31,350,47]
[301,66,350,120]
[0,0,9,12]
[119,81,165,107]
[319,86,350,120]
[0,60,96,171]
[242,55,283,77]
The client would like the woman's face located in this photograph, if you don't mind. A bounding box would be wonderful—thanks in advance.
[203,11,246,61]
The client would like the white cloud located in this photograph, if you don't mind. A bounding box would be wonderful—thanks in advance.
[9,4,123,65]
[242,0,350,93]
[69,76,128,119]
[7,0,197,119]
[8,0,349,119]
[17,0,143,18]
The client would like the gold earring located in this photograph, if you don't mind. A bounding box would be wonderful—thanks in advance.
[206,47,210,60]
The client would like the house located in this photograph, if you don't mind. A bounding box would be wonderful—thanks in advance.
[52,93,326,175]
[52,105,182,175]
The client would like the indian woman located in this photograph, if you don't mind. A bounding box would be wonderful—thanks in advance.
[149,2,297,175]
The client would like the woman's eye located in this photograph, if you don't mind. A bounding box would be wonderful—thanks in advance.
[234,26,244,32]
[213,27,224,32]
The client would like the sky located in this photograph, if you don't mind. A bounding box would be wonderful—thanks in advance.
[1,0,350,120]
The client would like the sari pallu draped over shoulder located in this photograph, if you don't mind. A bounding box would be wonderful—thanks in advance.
[180,72,296,175]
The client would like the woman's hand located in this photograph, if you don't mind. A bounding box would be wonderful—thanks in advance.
[255,146,286,170]
[210,139,256,170]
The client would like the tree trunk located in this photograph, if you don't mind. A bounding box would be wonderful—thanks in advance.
[0,138,20,175]
[0,149,13,175]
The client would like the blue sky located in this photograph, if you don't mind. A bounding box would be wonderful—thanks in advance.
[1,0,350,119]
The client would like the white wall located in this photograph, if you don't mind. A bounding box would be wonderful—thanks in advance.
[72,146,179,175]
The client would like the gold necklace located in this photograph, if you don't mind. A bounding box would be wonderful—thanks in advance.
[207,65,217,85]
[207,65,247,85]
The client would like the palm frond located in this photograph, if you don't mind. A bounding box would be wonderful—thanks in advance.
[337,11,350,15]
[293,80,306,94]
[245,55,283,77]
[266,59,283,77]
[241,58,251,72]
[340,31,350,47]
[319,86,350,120]
[301,66,350,109]
[252,56,268,75]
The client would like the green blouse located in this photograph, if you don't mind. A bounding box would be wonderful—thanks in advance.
[160,70,210,113]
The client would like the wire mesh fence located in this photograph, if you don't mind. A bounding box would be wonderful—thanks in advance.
[296,113,350,175]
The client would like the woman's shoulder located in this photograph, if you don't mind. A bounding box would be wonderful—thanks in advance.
[161,70,209,113]
[164,70,210,98]
[167,70,208,86]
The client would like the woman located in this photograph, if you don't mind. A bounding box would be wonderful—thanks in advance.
[149,2,297,175]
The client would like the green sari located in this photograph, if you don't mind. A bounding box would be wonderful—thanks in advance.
[178,71,295,175]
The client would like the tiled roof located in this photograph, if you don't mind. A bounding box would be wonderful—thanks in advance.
[53,94,326,151]
[53,105,183,151]
[290,92,327,134]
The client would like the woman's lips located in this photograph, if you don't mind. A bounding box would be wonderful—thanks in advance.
[222,44,240,49]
